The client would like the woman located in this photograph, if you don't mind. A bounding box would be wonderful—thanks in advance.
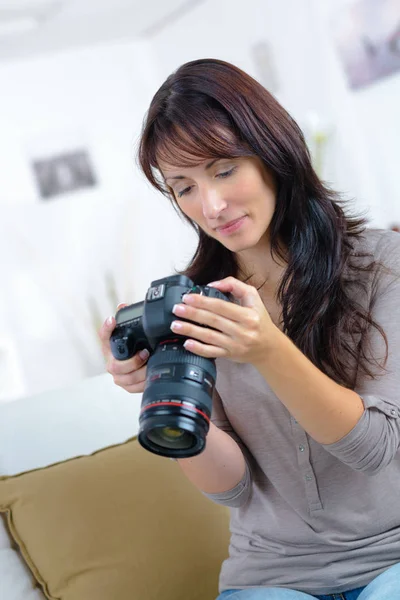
[99,59,400,599]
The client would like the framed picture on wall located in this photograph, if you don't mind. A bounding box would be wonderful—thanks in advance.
[32,149,97,200]
[332,0,400,90]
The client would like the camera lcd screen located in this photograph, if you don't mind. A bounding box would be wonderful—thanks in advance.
[116,304,143,324]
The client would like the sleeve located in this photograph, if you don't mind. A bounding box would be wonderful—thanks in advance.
[322,231,400,475]
[202,388,253,508]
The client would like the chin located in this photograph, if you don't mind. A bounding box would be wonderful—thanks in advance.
[211,227,264,253]
[221,237,254,253]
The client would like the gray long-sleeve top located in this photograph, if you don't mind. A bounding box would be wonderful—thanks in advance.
[205,229,400,596]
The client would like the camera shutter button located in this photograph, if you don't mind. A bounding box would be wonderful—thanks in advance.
[189,285,203,295]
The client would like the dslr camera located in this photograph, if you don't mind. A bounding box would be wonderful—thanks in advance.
[110,275,232,459]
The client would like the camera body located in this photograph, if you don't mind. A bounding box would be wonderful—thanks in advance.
[110,274,230,359]
[110,274,232,459]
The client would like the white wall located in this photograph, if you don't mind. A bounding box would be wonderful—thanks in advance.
[0,39,197,400]
[149,0,400,227]
[150,0,330,123]
[309,0,400,227]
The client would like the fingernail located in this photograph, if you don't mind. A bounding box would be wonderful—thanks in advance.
[207,281,220,286]
[171,321,183,330]
[173,303,186,314]
[106,316,114,326]
[139,349,149,360]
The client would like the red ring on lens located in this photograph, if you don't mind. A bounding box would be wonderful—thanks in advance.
[140,401,210,423]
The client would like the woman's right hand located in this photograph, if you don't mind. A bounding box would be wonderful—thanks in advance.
[98,306,149,394]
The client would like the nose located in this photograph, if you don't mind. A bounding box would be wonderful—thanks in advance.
[200,186,227,221]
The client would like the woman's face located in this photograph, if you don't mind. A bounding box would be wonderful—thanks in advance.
[160,156,277,255]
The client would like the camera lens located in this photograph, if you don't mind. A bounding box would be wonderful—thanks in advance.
[147,426,195,450]
[138,343,215,459]
[159,426,185,440]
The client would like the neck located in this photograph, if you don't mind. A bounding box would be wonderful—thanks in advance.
[236,240,287,298]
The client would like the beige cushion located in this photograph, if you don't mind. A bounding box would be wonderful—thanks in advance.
[0,438,230,600]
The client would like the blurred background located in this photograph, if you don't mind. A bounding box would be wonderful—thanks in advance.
[0,0,399,402]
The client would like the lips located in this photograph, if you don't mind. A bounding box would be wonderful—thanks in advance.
[216,216,246,233]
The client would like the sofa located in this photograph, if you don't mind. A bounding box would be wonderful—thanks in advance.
[0,374,230,600]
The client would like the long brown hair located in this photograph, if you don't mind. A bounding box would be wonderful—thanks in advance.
[138,58,387,388]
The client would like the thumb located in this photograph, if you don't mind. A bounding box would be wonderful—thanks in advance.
[99,302,126,345]
[98,314,115,348]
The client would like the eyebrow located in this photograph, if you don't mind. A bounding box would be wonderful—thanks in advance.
[165,158,220,182]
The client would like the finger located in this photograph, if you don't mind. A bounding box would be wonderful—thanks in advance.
[114,378,146,394]
[207,277,259,308]
[172,303,238,335]
[121,382,146,394]
[113,365,147,388]
[99,303,127,345]
[99,304,136,359]
[107,349,150,376]
[181,293,246,322]
[99,302,127,346]
[170,320,229,348]
[183,339,226,358]
[99,315,116,357]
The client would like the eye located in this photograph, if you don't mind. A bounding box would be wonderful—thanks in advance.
[216,166,237,179]
[177,186,193,198]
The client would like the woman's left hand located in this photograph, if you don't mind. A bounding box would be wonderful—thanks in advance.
[170,276,280,365]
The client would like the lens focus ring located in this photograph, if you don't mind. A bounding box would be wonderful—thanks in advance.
[148,348,216,377]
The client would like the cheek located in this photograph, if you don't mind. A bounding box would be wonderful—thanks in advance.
[264,193,276,214]
[177,202,206,229]
[232,180,255,199]
[176,198,191,216]
[234,175,270,204]
[179,199,205,220]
